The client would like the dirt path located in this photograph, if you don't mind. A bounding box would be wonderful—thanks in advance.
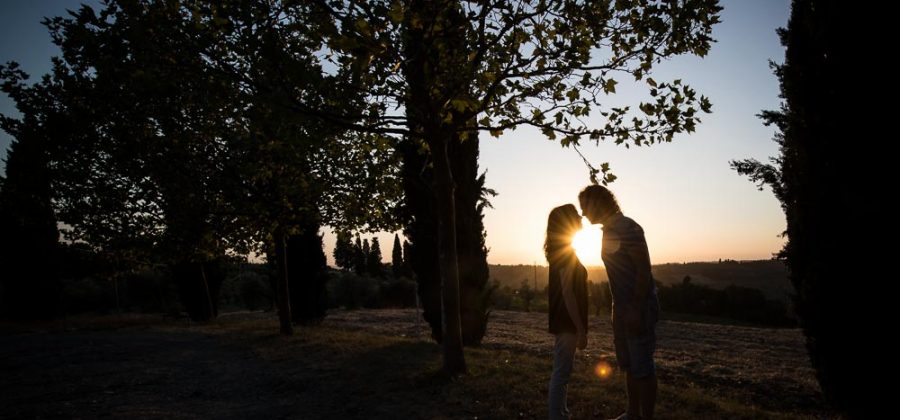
[1,327,299,419]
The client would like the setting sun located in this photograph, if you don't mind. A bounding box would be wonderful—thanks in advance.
[572,222,603,266]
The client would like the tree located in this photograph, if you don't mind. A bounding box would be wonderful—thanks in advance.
[402,239,413,277]
[287,225,328,324]
[362,239,371,269]
[391,233,403,277]
[368,237,383,277]
[401,131,495,345]
[730,0,877,415]
[2,3,238,322]
[588,280,611,316]
[353,234,367,275]
[335,230,356,270]
[2,1,404,329]
[312,0,720,375]
[519,279,535,313]
[0,71,61,319]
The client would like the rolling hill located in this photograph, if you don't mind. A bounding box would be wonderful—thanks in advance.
[489,259,792,301]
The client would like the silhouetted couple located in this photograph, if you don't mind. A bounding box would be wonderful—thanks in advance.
[546,185,660,420]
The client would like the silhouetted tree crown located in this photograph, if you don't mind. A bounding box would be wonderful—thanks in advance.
[391,234,404,277]
[731,0,880,415]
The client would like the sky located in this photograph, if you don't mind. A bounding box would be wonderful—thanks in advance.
[1,0,791,267]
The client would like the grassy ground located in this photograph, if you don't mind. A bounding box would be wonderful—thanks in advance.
[1,310,833,419]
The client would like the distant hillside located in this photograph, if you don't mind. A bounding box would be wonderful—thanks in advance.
[489,259,792,301]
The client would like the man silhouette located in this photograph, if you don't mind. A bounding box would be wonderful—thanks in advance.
[578,185,659,420]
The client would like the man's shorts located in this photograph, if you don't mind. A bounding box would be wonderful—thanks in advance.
[612,305,657,378]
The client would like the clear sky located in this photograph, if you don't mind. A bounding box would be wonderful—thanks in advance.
[1,0,790,267]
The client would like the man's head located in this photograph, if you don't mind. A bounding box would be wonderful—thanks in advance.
[578,185,621,225]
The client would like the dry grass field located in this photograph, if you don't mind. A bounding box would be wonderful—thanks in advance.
[1,309,831,419]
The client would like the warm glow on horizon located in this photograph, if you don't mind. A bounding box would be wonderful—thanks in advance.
[572,222,603,266]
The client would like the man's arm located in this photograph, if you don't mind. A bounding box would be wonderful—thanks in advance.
[560,266,586,349]
[623,234,652,335]
[628,240,653,306]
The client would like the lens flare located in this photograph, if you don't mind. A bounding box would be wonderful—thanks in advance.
[572,223,603,265]
[594,360,613,379]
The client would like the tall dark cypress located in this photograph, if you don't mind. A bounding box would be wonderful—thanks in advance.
[731,1,878,415]
[0,135,60,320]
[286,222,328,325]
[399,135,442,341]
[449,133,493,345]
[391,234,404,277]
[367,237,383,277]
[399,130,492,345]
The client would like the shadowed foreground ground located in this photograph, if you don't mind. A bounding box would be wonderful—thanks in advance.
[1,310,830,419]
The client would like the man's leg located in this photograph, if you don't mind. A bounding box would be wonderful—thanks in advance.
[621,309,657,420]
[634,373,657,420]
[625,373,641,418]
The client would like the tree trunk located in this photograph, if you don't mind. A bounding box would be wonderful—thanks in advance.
[402,0,468,375]
[199,263,215,319]
[274,225,293,335]
[401,130,491,346]
[429,133,466,376]
[287,222,328,325]
[173,260,220,322]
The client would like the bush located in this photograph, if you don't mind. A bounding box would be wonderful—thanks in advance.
[490,281,514,310]
[379,278,417,308]
[220,266,274,311]
[658,279,795,327]
[60,276,112,314]
[328,271,380,309]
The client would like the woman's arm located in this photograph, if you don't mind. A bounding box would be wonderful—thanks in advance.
[560,266,587,349]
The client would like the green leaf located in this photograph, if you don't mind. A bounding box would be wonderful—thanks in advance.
[450,98,473,112]
[604,79,617,93]
[581,73,591,86]
[700,96,712,113]
[355,18,372,37]
[388,3,404,23]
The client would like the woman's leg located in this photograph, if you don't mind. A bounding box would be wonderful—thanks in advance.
[549,332,577,419]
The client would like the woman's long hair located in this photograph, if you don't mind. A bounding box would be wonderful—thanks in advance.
[544,204,582,265]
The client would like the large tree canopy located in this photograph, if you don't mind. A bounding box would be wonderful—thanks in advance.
[1,0,403,325]
[312,0,717,174]
[308,0,721,374]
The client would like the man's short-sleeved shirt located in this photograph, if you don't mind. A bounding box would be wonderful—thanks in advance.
[601,212,658,314]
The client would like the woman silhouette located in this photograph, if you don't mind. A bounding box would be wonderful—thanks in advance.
[545,204,589,420]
